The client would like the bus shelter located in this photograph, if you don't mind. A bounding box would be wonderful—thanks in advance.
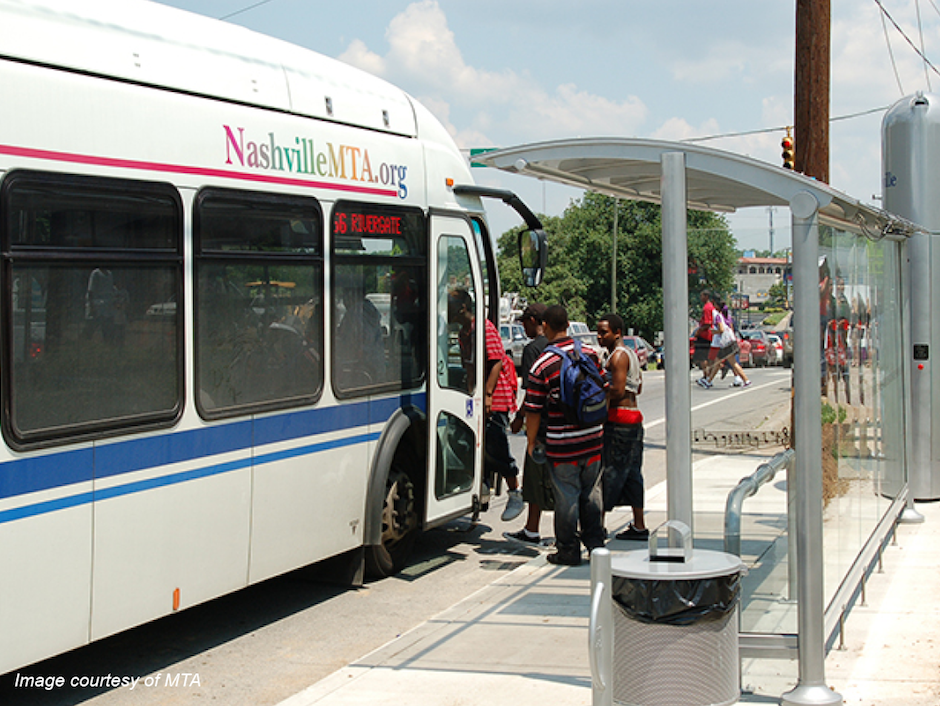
[476,139,918,705]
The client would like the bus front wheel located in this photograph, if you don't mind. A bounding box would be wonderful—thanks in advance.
[365,468,418,579]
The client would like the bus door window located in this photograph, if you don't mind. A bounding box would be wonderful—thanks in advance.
[434,232,478,498]
[439,236,476,394]
[194,189,323,418]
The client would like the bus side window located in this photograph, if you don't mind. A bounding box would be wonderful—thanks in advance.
[330,202,427,398]
[1,171,183,446]
[194,188,323,418]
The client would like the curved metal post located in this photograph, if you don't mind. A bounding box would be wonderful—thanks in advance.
[724,449,794,556]
[781,191,842,706]
[661,152,693,532]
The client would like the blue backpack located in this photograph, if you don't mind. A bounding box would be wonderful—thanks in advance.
[545,339,608,426]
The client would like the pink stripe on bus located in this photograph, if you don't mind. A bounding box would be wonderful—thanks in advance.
[0,144,399,198]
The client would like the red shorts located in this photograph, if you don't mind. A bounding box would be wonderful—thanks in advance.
[708,347,719,360]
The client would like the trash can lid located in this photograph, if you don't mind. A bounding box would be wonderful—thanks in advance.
[610,547,747,580]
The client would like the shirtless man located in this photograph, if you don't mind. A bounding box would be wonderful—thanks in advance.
[597,313,648,540]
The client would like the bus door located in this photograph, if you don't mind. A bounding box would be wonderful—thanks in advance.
[425,214,485,526]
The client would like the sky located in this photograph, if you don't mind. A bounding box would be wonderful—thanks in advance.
[155,0,940,252]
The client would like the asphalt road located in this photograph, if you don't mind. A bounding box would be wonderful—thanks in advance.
[0,366,792,706]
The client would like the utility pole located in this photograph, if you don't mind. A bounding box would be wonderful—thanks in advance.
[611,198,619,313]
[768,206,775,255]
[794,0,830,183]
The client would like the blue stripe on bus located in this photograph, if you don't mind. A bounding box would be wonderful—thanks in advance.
[0,490,95,524]
[0,430,383,525]
[0,393,424,503]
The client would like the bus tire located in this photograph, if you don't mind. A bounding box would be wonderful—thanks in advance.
[365,467,418,579]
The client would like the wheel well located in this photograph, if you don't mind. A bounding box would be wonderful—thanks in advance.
[363,406,427,546]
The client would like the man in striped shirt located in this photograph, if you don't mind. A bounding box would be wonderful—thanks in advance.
[524,305,607,566]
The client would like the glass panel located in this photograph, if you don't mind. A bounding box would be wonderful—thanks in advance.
[470,219,491,305]
[198,190,321,254]
[332,262,425,395]
[331,202,425,257]
[2,172,182,444]
[435,411,475,498]
[196,263,322,413]
[819,229,906,613]
[195,190,323,415]
[329,202,427,397]
[6,175,178,250]
[9,264,179,439]
[438,235,475,394]
[717,223,907,641]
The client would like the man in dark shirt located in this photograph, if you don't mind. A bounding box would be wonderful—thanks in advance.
[524,305,607,566]
[505,303,552,546]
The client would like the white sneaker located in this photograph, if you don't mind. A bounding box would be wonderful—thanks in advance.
[732,376,743,387]
[501,489,525,521]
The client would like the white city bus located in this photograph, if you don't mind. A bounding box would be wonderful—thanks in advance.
[0,0,545,674]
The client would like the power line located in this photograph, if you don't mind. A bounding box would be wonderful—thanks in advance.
[681,126,789,143]
[681,106,890,144]
[880,4,905,94]
[830,104,892,121]
[915,0,933,90]
[873,0,940,80]
[219,0,276,21]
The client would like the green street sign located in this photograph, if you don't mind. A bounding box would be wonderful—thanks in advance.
[469,147,497,168]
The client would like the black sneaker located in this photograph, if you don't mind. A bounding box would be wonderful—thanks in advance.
[615,524,650,541]
[503,529,541,545]
[547,551,582,566]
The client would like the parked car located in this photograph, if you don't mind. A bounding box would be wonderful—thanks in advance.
[742,330,774,366]
[638,337,660,367]
[562,321,601,358]
[572,331,605,359]
[736,334,753,367]
[772,311,794,368]
[499,322,529,369]
[767,333,784,366]
[622,335,650,370]
[777,327,793,368]
[569,321,591,337]
[687,333,752,368]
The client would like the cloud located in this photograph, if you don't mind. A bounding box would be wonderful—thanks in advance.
[832,1,940,109]
[669,34,791,90]
[651,117,721,142]
[337,39,386,78]
[337,0,648,148]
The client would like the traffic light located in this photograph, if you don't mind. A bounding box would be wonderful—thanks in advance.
[782,130,795,170]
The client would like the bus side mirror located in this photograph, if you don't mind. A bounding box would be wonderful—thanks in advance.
[519,228,547,287]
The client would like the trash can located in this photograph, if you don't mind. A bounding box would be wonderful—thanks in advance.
[589,521,747,706]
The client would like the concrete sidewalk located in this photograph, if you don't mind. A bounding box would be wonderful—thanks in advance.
[278,455,940,706]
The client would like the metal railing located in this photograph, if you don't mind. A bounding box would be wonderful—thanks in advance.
[724,449,794,557]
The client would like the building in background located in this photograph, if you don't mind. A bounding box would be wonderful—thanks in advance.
[734,256,788,305]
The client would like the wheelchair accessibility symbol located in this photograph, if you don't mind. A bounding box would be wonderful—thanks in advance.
[466,398,473,418]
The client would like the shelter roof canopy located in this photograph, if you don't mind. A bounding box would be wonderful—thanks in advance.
[474,138,918,238]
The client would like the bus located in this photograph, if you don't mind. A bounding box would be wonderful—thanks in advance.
[0,0,546,674]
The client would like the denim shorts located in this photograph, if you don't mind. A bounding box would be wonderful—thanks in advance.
[602,422,644,512]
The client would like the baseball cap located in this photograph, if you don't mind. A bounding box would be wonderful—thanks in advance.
[519,303,547,321]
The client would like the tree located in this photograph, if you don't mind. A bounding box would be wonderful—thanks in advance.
[766,280,788,308]
[495,193,737,339]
